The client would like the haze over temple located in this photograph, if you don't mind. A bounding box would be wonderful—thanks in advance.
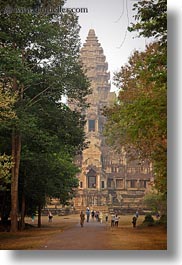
[70,29,153,213]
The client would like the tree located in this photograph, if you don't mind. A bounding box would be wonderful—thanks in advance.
[0,84,17,122]
[0,85,16,191]
[0,154,13,191]
[104,0,167,198]
[128,0,167,44]
[0,84,17,226]
[18,102,85,228]
[104,42,166,192]
[0,0,90,231]
[143,192,166,215]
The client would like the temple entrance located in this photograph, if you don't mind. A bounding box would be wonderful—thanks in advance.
[88,176,96,188]
[86,168,97,189]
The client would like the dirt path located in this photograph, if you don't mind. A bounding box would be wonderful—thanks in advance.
[41,219,111,250]
[39,215,167,250]
[0,215,167,250]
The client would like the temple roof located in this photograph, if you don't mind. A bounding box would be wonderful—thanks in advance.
[88,29,96,36]
[80,29,110,93]
[82,28,100,48]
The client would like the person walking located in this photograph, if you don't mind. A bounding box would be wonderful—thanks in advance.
[114,214,120,227]
[86,207,90,222]
[91,210,95,220]
[135,210,139,219]
[132,216,137,227]
[48,211,53,222]
[111,214,115,227]
[105,213,108,223]
[80,211,85,227]
[99,212,103,224]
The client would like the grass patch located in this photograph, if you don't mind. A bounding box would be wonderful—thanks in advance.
[0,227,64,250]
[0,215,79,250]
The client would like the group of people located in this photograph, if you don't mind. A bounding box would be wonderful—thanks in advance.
[80,210,121,228]
[80,208,108,227]
[80,208,140,228]
[80,207,91,227]
[86,208,109,223]
[47,208,139,228]
[111,214,120,227]
[91,210,107,223]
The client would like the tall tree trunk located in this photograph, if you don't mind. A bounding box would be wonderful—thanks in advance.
[10,130,21,232]
[10,51,24,232]
[20,192,26,231]
[38,204,42,228]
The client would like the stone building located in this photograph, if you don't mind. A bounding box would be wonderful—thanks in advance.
[69,29,153,214]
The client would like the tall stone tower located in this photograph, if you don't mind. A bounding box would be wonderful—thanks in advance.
[71,29,153,213]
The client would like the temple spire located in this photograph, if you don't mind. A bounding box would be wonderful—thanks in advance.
[88,29,96,36]
[80,29,110,88]
[70,29,153,213]
[82,28,100,48]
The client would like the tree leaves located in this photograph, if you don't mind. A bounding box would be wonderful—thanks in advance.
[0,0,90,219]
[104,0,167,196]
[0,154,13,191]
[129,0,167,44]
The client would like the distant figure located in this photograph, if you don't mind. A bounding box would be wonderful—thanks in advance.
[132,216,137,227]
[80,211,85,227]
[86,207,90,222]
[156,212,160,219]
[48,211,53,222]
[114,214,120,227]
[95,211,99,222]
[105,213,108,223]
[99,212,103,223]
[111,214,115,227]
[31,214,35,223]
[135,210,139,219]
[91,210,95,220]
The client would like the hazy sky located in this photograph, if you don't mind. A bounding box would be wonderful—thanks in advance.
[64,0,148,91]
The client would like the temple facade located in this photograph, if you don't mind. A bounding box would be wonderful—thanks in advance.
[70,29,153,213]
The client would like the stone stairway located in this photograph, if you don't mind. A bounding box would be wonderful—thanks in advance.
[75,205,109,213]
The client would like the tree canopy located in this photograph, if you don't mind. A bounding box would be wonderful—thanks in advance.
[128,0,167,44]
[104,0,167,196]
[0,0,90,230]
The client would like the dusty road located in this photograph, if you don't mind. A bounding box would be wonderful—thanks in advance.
[41,219,111,250]
[0,215,167,250]
[38,215,167,250]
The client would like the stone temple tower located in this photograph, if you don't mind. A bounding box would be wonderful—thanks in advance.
[70,29,153,213]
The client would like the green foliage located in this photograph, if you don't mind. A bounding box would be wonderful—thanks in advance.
[0,0,90,223]
[19,150,79,212]
[0,84,17,124]
[0,85,16,190]
[0,154,13,191]
[104,0,167,200]
[143,214,154,226]
[128,0,167,44]
[158,214,167,226]
[143,191,166,214]
[104,42,167,195]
